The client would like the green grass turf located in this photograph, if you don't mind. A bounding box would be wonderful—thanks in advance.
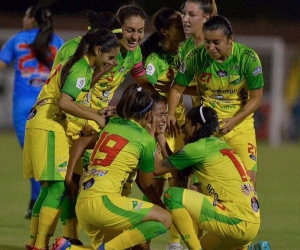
[0,131,298,250]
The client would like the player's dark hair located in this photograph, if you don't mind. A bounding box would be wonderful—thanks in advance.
[151,93,167,107]
[141,7,179,62]
[28,4,54,69]
[116,83,153,120]
[116,3,147,25]
[203,15,233,39]
[182,0,218,16]
[87,11,123,40]
[60,29,119,89]
[186,105,219,143]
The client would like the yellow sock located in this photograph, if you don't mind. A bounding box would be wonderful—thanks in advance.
[105,228,144,249]
[62,218,79,239]
[35,207,60,249]
[49,208,61,237]
[170,208,201,250]
[29,216,39,246]
[169,223,181,243]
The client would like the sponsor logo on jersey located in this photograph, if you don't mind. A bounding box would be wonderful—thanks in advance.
[27,108,37,120]
[57,161,67,172]
[119,66,125,73]
[251,197,260,212]
[102,90,111,98]
[241,184,250,196]
[229,75,241,85]
[244,50,257,62]
[146,63,155,76]
[206,183,219,201]
[76,78,85,90]
[249,154,257,161]
[231,65,240,70]
[179,61,187,74]
[90,168,108,177]
[252,66,262,76]
[217,70,228,77]
[212,89,236,94]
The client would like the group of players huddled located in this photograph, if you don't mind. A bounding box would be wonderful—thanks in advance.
[0,1,270,250]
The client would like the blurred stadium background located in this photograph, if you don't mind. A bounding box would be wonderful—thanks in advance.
[1,0,300,146]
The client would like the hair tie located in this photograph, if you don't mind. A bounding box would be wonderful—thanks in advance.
[199,106,206,123]
[137,86,142,91]
[112,28,122,34]
[137,99,153,114]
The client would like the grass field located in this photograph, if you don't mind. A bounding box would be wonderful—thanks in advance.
[0,131,298,250]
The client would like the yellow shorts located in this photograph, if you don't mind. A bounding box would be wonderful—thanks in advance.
[219,123,257,172]
[183,189,260,250]
[23,128,68,181]
[76,193,154,249]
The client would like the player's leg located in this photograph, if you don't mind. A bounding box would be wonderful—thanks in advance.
[75,194,170,249]
[27,129,68,249]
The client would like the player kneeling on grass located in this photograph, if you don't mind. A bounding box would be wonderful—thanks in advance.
[154,105,270,250]
[51,83,171,250]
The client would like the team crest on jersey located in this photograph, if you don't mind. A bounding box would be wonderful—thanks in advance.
[229,75,241,85]
[252,66,262,76]
[179,61,187,74]
[27,108,37,120]
[83,178,95,190]
[146,63,156,76]
[217,70,228,77]
[251,197,259,212]
[119,66,125,73]
[76,78,86,90]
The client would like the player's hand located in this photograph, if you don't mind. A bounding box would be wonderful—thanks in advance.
[146,115,167,138]
[64,179,78,201]
[98,106,116,117]
[167,114,180,138]
[219,116,239,135]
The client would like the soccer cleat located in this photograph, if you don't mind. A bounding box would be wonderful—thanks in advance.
[166,242,185,250]
[51,237,71,250]
[63,236,83,245]
[98,243,105,250]
[247,241,271,250]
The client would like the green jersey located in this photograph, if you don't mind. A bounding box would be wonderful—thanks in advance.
[78,46,146,109]
[52,37,81,69]
[175,42,264,121]
[79,117,156,197]
[168,136,260,223]
[145,46,184,121]
[26,57,93,131]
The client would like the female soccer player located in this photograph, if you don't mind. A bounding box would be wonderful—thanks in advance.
[156,105,261,250]
[141,7,187,250]
[168,15,264,187]
[179,0,218,108]
[23,29,119,250]
[52,83,171,250]
[0,4,64,218]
